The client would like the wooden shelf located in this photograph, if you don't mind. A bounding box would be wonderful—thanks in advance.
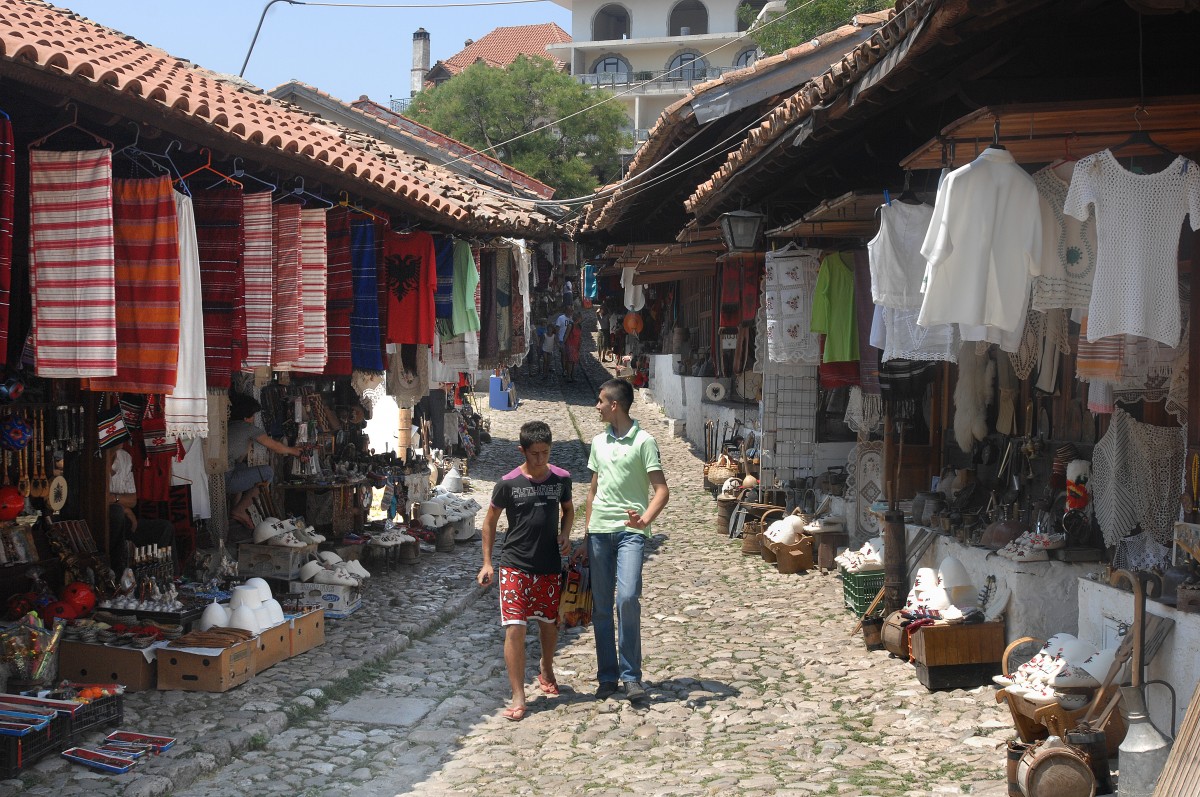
[901,95,1200,170]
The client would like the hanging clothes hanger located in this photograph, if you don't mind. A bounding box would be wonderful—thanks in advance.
[337,191,389,226]
[113,123,170,178]
[273,176,332,208]
[1109,107,1176,158]
[897,169,921,204]
[989,118,1006,151]
[175,147,243,190]
[152,140,191,196]
[27,102,112,149]
[209,157,276,192]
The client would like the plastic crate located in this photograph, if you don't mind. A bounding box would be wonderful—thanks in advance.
[840,567,886,618]
[67,694,124,742]
[0,714,71,778]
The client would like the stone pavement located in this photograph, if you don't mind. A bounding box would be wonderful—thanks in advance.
[7,319,1013,796]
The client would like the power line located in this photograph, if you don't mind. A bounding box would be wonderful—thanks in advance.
[239,0,549,76]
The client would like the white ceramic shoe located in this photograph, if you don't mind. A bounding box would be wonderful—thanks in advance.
[269,531,309,548]
[313,568,358,586]
[343,560,370,579]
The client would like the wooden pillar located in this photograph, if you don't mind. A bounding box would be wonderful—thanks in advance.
[883,509,907,613]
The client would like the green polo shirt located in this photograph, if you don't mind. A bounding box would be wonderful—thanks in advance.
[588,420,663,536]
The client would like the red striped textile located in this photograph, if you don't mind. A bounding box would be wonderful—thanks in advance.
[272,202,302,368]
[241,192,274,368]
[192,189,243,389]
[323,208,353,376]
[293,208,328,373]
[88,177,180,393]
[29,149,117,378]
[0,120,14,358]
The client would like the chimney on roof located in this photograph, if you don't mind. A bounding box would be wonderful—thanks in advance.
[411,28,430,97]
[464,39,474,47]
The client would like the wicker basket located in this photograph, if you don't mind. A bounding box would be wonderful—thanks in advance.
[740,521,762,555]
[704,454,741,491]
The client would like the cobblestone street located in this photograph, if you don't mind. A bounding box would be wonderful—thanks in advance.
[10,330,1013,797]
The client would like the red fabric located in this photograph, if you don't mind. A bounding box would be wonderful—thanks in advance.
[498,566,561,624]
[741,255,761,324]
[817,338,860,389]
[192,189,244,388]
[0,120,13,359]
[272,203,303,367]
[89,177,181,394]
[718,261,740,328]
[324,208,353,377]
[383,230,437,345]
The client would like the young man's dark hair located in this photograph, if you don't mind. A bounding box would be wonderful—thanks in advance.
[230,393,261,420]
[519,420,553,450]
[600,378,634,413]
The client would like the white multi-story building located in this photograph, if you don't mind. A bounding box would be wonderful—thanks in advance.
[547,1,769,147]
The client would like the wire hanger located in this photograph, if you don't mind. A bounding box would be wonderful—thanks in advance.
[990,118,1006,151]
[112,123,171,178]
[337,191,389,226]
[175,147,243,190]
[898,169,921,204]
[1109,107,1176,158]
[209,156,276,192]
[273,176,333,208]
[28,102,113,149]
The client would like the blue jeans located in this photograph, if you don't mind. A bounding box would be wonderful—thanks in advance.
[588,530,645,684]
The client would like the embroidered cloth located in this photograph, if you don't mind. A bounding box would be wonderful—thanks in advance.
[764,247,821,364]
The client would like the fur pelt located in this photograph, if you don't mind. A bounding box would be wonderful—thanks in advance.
[953,342,995,453]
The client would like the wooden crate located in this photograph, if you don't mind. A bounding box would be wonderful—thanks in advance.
[916,662,1001,690]
[909,621,1005,667]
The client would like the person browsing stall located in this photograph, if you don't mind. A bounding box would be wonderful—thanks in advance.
[226,392,302,531]
[477,421,574,721]
[579,378,669,704]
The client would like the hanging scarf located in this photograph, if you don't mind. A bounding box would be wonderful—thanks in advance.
[496,247,513,358]
[87,176,180,393]
[271,202,303,368]
[164,192,208,438]
[193,189,244,387]
[294,208,329,373]
[324,208,354,377]
[478,250,499,365]
[0,119,13,359]
[433,235,455,320]
[30,149,116,377]
[510,246,525,360]
[350,219,385,371]
[240,192,273,368]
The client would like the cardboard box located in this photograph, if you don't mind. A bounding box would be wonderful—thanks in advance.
[58,640,157,692]
[288,609,325,657]
[156,639,255,692]
[238,542,317,580]
[909,620,1006,667]
[290,582,361,619]
[252,622,292,675]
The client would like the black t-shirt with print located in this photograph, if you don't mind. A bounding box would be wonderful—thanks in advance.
[491,465,572,575]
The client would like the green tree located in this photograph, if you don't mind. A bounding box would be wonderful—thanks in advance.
[409,56,630,199]
[740,0,895,57]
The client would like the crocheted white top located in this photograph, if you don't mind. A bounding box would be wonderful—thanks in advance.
[1064,150,1200,346]
[867,201,934,309]
[1031,162,1096,312]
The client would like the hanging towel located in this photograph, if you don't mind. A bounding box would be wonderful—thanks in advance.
[193,189,244,388]
[433,235,455,320]
[172,436,212,520]
[0,119,13,359]
[164,192,208,438]
[583,263,598,300]
[451,240,481,334]
[29,149,117,378]
[383,230,437,345]
[87,176,180,394]
[240,192,273,368]
[272,203,302,368]
[350,219,384,371]
[1074,317,1123,382]
[294,208,329,373]
[478,250,499,366]
[203,389,229,476]
[763,247,822,365]
[324,208,353,376]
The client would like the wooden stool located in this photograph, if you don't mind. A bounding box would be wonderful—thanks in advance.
[810,529,849,572]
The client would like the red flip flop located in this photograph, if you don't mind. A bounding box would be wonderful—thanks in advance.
[537,674,560,696]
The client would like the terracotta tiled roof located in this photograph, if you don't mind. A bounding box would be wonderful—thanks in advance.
[433,23,571,77]
[0,0,560,237]
[575,11,892,238]
[684,0,940,217]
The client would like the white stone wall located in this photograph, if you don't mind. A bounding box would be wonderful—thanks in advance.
[568,0,746,41]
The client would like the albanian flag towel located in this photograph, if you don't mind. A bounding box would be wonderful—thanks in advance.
[384,230,436,345]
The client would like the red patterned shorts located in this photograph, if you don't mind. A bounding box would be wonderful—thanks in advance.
[499,567,561,626]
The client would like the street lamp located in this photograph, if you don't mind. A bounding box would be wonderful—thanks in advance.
[718,209,765,252]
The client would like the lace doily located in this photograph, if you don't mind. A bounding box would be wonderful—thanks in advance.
[844,386,883,435]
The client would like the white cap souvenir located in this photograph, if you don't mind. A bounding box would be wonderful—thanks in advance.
[764,519,798,546]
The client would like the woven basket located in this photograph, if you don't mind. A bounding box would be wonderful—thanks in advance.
[740,520,762,555]
[704,454,741,490]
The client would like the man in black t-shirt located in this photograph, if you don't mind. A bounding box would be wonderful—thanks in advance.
[477,420,574,722]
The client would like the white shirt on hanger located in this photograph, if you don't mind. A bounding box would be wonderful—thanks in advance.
[917,147,1042,353]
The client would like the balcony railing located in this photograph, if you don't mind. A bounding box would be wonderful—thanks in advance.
[390,97,413,113]
[578,67,738,93]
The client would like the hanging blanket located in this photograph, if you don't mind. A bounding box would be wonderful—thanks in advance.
[763,247,821,364]
[164,192,207,437]
[88,176,180,393]
[0,120,14,358]
[271,203,302,368]
[193,189,243,388]
[294,208,328,373]
[376,221,389,358]
[496,247,513,358]
[324,208,353,377]
[433,235,455,320]
[240,192,273,368]
[478,250,499,366]
[1092,407,1185,548]
[383,230,437,345]
[510,245,525,360]
[29,149,117,377]
[349,219,384,371]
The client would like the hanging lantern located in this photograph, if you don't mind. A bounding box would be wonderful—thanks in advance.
[623,312,644,335]
[718,209,766,252]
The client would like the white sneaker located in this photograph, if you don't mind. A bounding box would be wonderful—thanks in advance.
[269,532,309,548]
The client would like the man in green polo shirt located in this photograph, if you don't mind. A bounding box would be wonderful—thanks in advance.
[581,378,670,704]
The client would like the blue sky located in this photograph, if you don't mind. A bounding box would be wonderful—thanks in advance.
[59,0,570,105]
